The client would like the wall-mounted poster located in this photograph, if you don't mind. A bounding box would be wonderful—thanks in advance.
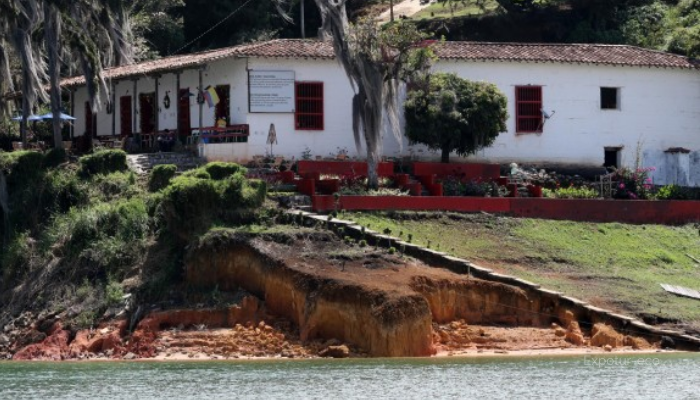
[249,70,295,113]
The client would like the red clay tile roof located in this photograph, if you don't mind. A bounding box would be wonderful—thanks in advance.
[434,42,699,69]
[59,39,699,87]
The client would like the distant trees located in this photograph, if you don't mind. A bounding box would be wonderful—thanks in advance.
[128,0,185,60]
[433,0,699,58]
[404,73,507,163]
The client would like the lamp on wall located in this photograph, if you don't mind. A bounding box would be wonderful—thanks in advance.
[163,91,171,109]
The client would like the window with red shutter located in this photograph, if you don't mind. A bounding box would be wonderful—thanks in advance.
[295,82,324,131]
[515,86,543,134]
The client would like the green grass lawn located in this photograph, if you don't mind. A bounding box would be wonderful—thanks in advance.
[341,211,700,325]
[413,0,499,20]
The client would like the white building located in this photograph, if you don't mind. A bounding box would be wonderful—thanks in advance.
[63,39,700,185]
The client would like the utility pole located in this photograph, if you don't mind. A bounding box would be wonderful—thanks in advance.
[301,0,305,39]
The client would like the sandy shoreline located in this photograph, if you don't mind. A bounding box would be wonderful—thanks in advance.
[144,347,677,362]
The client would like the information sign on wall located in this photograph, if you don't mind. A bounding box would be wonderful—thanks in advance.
[249,70,295,113]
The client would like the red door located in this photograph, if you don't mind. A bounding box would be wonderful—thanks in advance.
[120,96,132,137]
[139,93,155,133]
[178,88,191,138]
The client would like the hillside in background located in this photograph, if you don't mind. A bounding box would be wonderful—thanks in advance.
[130,0,700,59]
[413,0,699,58]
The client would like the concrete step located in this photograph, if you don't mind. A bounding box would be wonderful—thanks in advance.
[127,152,204,175]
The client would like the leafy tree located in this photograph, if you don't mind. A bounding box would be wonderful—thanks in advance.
[665,0,700,58]
[183,0,292,52]
[437,0,562,13]
[404,73,507,163]
[270,1,436,188]
[128,0,185,60]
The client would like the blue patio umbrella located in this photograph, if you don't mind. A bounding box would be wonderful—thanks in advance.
[11,114,43,121]
[38,112,76,121]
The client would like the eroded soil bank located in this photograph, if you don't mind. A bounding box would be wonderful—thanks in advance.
[1,231,682,360]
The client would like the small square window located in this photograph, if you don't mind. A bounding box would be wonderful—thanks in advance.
[601,87,619,110]
[604,147,622,169]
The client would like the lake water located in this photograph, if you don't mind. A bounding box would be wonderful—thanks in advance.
[1,353,699,399]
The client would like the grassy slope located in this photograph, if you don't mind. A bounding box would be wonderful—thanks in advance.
[413,0,498,20]
[344,212,700,325]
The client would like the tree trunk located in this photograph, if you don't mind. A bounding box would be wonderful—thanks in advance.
[390,0,394,22]
[441,146,450,163]
[367,152,379,189]
[20,69,29,146]
[45,3,64,150]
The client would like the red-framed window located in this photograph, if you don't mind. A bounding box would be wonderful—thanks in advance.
[295,82,324,131]
[515,86,543,134]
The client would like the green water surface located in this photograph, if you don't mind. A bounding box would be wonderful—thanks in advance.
[1,353,698,399]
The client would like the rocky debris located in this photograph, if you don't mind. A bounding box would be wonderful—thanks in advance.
[13,322,70,361]
[319,345,350,358]
[590,324,624,348]
[68,322,128,358]
[556,310,585,346]
[624,335,652,350]
[432,323,582,353]
[660,335,676,349]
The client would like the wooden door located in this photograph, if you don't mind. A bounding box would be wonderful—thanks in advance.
[120,96,132,137]
[139,93,155,133]
[178,88,191,137]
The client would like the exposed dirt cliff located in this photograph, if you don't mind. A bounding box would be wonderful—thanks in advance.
[3,231,667,360]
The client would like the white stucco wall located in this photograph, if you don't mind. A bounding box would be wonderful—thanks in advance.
[70,54,700,185]
[431,61,700,179]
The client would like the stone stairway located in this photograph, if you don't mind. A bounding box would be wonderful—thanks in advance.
[127,152,204,175]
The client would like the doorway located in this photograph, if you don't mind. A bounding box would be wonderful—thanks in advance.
[604,147,622,170]
[84,102,95,137]
[178,88,191,141]
[139,93,156,134]
[120,96,132,137]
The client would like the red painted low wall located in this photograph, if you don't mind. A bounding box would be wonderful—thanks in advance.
[311,196,700,225]
[510,198,700,225]
[297,161,394,177]
[412,162,500,180]
[297,179,315,196]
[313,195,511,213]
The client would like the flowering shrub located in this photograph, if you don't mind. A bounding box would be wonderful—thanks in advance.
[336,172,397,195]
[463,178,493,197]
[551,186,599,199]
[442,175,465,196]
[656,184,690,200]
[440,174,499,197]
[613,167,655,199]
[247,170,282,186]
